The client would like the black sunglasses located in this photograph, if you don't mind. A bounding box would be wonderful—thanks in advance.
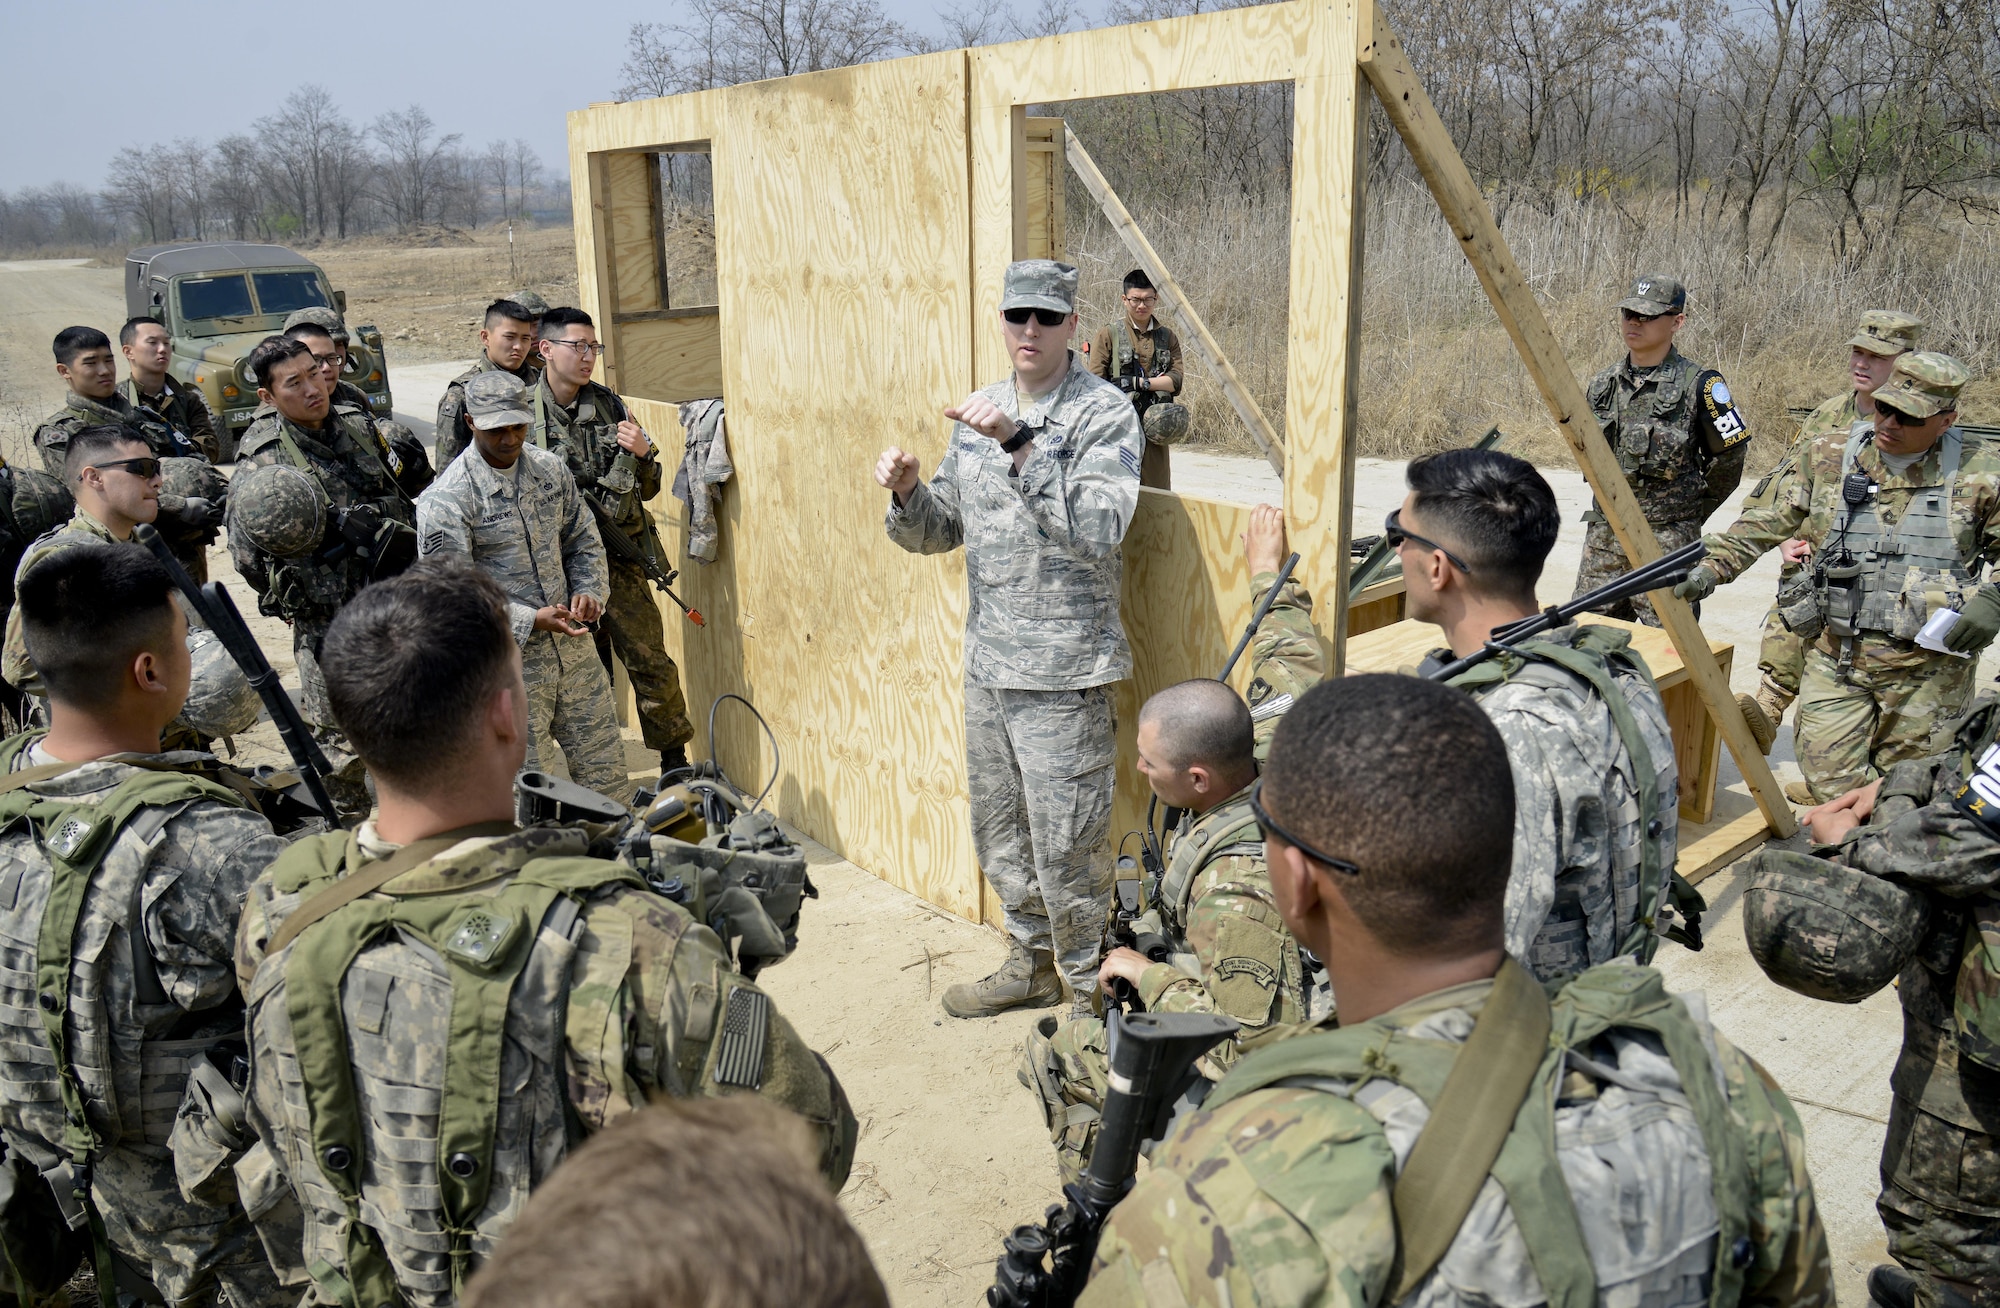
[1384,508,1472,573]
[1248,777,1360,876]
[1619,307,1675,323]
[1002,307,1069,327]
[1873,402,1919,426]
[87,456,162,479]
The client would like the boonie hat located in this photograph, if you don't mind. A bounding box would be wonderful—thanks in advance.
[1619,274,1686,316]
[464,371,535,430]
[282,306,348,345]
[1000,260,1079,315]
[1871,351,1970,420]
[1849,309,1923,357]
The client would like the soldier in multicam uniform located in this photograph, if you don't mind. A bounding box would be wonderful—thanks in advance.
[1736,310,1923,756]
[432,298,543,471]
[1018,676,1306,1180]
[1783,701,2000,1308]
[1573,274,1752,626]
[1678,351,1999,802]
[230,335,417,816]
[1087,269,1184,490]
[1244,450,1682,980]
[1079,675,1833,1308]
[416,371,627,797]
[877,259,1143,1018]
[529,307,694,778]
[0,544,289,1306]
[119,315,220,462]
[233,561,854,1306]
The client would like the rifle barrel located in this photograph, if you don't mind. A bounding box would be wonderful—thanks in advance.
[1219,551,1301,684]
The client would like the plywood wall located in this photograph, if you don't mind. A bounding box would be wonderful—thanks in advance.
[572,3,1371,925]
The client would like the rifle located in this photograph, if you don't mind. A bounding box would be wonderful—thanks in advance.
[1114,550,1301,1012]
[1423,538,1708,683]
[1347,425,1503,597]
[581,491,704,627]
[988,1011,1238,1308]
[133,524,343,826]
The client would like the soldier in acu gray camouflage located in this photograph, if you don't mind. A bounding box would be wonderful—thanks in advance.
[880,260,1142,1014]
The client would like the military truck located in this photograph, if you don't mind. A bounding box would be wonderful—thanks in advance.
[126,242,394,461]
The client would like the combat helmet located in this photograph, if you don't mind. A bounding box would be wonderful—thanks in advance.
[226,464,324,559]
[179,629,259,739]
[1143,401,1190,445]
[159,456,228,515]
[5,468,74,543]
[1742,847,1929,1002]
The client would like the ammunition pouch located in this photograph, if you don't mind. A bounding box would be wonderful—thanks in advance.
[169,1049,253,1207]
[1776,567,1825,641]
[1818,560,1866,640]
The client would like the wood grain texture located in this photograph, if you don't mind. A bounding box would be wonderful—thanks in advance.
[1288,0,1369,677]
[1358,4,1795,838]
[617,312,725,402]
[1677,795,1771,886]
[1020,117,1065,261]
[1065,132,1285,474]
[604,152,664,317]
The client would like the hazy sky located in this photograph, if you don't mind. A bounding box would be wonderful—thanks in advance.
[0,0,968,193]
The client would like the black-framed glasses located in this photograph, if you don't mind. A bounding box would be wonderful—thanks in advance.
[1873,402,1918,426]
[1123,293,1158,307]
[545,339,607,358]
[1002,307,1069,327]
[1384,508,1472,573]
[309,351,343,370]
[1249,778,1360,876]
[87,456,162,480]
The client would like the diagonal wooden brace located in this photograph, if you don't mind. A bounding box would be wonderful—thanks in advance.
[1356,2,1796,838]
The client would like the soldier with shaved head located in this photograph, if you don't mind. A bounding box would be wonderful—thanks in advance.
[1018,673,1305,1182]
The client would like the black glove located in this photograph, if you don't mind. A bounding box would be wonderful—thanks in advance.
[370,521,418,579]
[336,504,384,550]
[172,497,224,530]
[1116,374,1140,393]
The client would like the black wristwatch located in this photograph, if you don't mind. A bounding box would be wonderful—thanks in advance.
[1000,422,1033,454]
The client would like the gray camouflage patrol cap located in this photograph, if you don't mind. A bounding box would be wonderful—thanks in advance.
[1848,309,1923,357]
[282,306,349,344]
[464,371,534,429]
[509,289,551,318]
[1000,260,1079,315]
[1871,350,1970,419]
[1618,273,1686,316]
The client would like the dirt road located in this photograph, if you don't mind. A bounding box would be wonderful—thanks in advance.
[0,258,1902,1304]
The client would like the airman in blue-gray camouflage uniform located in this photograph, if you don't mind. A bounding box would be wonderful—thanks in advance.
[880,260,1143,1017]
[417,372,625,797]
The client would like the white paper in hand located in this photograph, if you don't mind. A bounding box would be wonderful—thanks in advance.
[1918,608,1974,657]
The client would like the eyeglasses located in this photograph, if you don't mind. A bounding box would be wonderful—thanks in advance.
[545,339,606,358]
[309,351,344,370]
[1123,293,1158,307]
[1873,403,1918,426]
[1248,777,1360,876]
[1384,508,1472,573]
[87,456,162,480]
[1002,307,1069,327]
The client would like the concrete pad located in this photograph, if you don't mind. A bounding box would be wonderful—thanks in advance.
[386,356,475,447]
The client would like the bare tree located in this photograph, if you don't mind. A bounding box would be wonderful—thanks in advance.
[618,0,911,99]
[484,140,514,219]
[509,139,544,215]
[106,146,177,241]
[371,105,464,230]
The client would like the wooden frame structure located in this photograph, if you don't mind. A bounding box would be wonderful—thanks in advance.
[567,0,1791,924]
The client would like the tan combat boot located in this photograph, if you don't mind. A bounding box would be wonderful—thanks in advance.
[941,940,1062,1018]
[1736,693,1778,755]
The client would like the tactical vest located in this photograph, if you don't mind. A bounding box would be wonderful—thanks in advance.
[245,828,655,1307]
[1928,700,2000,1074]
[531,383,649,536]
[1819,427,1973,643]
[1150,791,1305,1022]
[1589,351,1702,487]
[249,412,412,621]
[1214,962,1751,1308]
[0,737,246,1219]
[1449,629,1675,976]
[1112,322,1169,415]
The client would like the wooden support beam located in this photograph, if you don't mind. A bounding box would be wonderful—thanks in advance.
[1357,2,1797,838]
[1063,130,1286,476]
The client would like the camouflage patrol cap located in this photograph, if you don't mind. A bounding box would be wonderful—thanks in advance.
[1848,309,1923,357]
[1618,273,1686,316]
[1742,847,1927,1003]
[282,306,349,345]
[1871,350,1970,419]
[508,289,551,318]
[1000,260,1079,315]
[464,372,534,430]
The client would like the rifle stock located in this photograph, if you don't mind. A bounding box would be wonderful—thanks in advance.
[132,525,343,825]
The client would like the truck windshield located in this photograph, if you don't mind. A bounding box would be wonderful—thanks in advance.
[252,270,330,315]
[178,275,255,320]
